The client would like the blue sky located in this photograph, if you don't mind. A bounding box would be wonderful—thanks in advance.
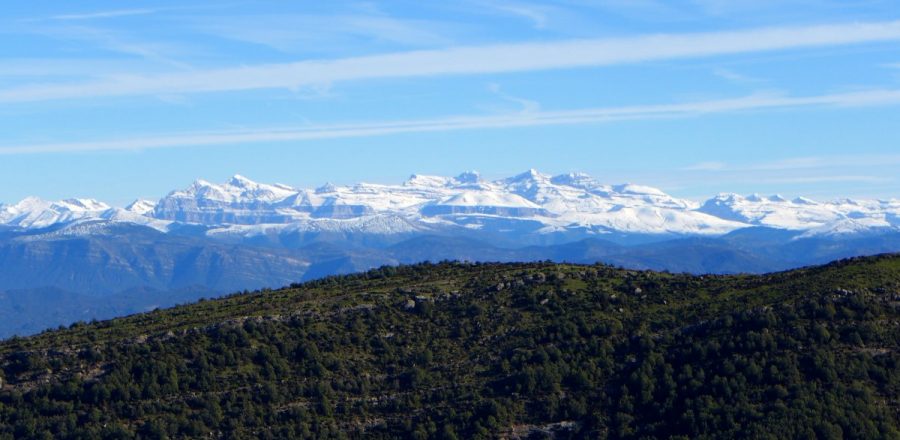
[2,0,900,205]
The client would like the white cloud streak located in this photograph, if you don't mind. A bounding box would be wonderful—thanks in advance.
[749,154,900,171]
[683,161,728,171]
[684,153,900,172]
[0,59,164,77]
[4,20,900,103]
[191,14,453,52]
[492,4,549,29]
[762,175,894,184]
[3,88,900,155]
[712,67,763,83]
[50,9,157,21]
[487,83,541,113]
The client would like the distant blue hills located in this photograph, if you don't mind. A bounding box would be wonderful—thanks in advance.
[1,171,898,337]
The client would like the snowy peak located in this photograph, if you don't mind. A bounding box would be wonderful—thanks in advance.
[7,196,49,212]
[500,169,560,202]
[173,175,297,203]
[745,193,765,202]
[58,198,110,211]
[226,174,256,188]
[505,168,551,185]
[404,172,489,187]
[454,171,481,185]
[125,199,157,215]
[226,174,295,191]
[709,193,743,203]
[0,197,111,229]
[405,174,451,187]
[696,192,883,231]
[315,183,338,194]
[611,184,667,197]
[550,172,602,189]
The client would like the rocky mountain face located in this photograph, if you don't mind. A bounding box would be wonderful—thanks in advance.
[5,170,899,240]
[1,170,898,337]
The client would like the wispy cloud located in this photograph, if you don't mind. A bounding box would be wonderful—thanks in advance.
[488,3,550,29]
[50,9,157,21]
[487,83,541,113]
[70,27,193,70]
[4,88,900,155]
[508,8,548,29]
[688,0,811,17]
[190,14,454,52]
[683,161,727,171]
[750,154,900,171]
[713,67,763,83]
[685,153,900,172]
[16,25,195,71]
[0,59,164,78]
[574,0,692,21]
[4,20,900,103]
[762,175,894,184]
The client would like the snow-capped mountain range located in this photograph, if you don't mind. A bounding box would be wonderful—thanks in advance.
[2,170,898,240]
[3,170,900,337]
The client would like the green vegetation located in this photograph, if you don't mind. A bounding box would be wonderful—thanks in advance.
[2,255,900,439]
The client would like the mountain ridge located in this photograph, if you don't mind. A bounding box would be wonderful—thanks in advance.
[2,171,899,337]
[3,170,897,240]
[2,255,899,438]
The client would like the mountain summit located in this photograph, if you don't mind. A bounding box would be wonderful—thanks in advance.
[1,170,898,239]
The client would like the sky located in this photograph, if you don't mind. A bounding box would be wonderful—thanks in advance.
[1,0,900,206]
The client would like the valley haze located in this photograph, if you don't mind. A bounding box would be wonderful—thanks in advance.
[1,170,898,337]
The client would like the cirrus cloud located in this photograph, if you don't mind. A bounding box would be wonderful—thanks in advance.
[3,88,900,155]
[3,20,900,103]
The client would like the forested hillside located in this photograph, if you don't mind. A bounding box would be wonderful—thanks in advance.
[2,256,900,439]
